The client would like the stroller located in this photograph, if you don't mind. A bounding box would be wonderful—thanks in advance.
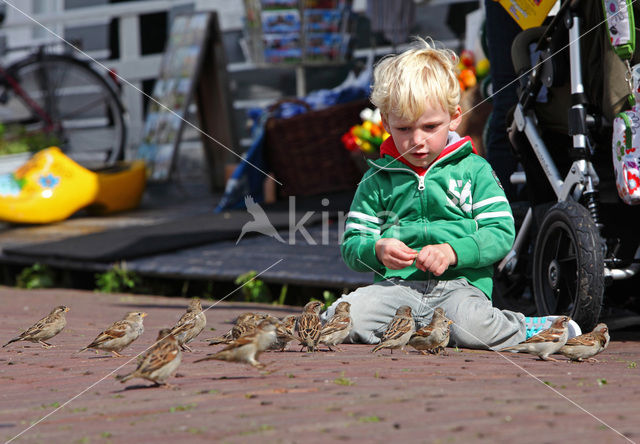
[494,0,640,331]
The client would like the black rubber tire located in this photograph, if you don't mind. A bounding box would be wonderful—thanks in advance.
[533,201,604,331]
[6,53,126,167]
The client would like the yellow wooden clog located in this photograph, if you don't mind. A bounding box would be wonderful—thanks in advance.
[0,147,146,224]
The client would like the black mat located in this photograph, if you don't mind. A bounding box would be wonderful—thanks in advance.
[124,222,372,288]
[3,192,355,263]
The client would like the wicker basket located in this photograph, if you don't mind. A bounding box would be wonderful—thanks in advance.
[265,98,370,197]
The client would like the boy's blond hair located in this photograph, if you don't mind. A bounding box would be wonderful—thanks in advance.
[370,37,460,122]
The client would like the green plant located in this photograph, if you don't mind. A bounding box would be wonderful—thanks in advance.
[17,263,55,289]
[169,403,197,413]
[334,371,354,386]
[0,123,61,156]
[358,416,380,423]
[202,281,215,299]
[95,262,140,293]
[322,290,337,309]
[41,401,60,409]
[276,284,288,305]
[235,271,271,303]
[334,376,354,386]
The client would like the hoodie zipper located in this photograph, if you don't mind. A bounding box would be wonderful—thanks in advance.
[368,139,468,192]
[368,160,425,192]
[368,161,428,239]
[368,160,431,250]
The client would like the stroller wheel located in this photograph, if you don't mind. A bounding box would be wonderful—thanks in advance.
[533,201,604,331]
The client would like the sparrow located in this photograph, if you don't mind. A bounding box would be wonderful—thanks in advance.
[408,307,452,355]
[78,312,147,357]
[295,301,324,352]
[280,314,297,337]
[268,315,297,352]
[170,298,206,352]
[371,305,415,354]
[195,319,277,369]
[499,316,571,361]
[558,323,610,362]
[206,312,259,345]
[3,306,69,349]
[319,301,352,352]
[116,328,182,387]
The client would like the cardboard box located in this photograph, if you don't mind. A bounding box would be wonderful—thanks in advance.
[498,0,557,29]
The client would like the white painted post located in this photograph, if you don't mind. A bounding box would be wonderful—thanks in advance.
[119,14,143,157]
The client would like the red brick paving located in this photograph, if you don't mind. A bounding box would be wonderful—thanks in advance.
[1,287,639,444]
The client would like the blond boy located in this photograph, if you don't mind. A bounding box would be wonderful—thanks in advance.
[323,38,580,349]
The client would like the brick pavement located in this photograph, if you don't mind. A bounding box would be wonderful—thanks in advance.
[1,287,639,444]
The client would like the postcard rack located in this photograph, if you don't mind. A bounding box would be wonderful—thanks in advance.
[243,0,353,66]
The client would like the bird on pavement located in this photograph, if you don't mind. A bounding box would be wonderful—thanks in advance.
[3,305,69,349]
[371,305,415,354]
[116,328,182,387]
[295,301,324,352]
[269,314,297,351]
[195,319,277,369]
[408,307,452,355]
[170,298,206,352]
[78,312,147,357]
[206,312,264,345]
[558,323,610,362]
[499,316,571,361]
[319,301,352,352]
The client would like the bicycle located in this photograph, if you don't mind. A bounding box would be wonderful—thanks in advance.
[0,45,127,168]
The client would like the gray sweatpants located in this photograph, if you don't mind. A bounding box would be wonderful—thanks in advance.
[322,278,526,350]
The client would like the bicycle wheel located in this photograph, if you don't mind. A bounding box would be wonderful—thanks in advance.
[5,53,126,167]
[532,201,604,331]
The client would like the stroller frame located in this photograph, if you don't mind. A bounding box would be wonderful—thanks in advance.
[497,0,640,331]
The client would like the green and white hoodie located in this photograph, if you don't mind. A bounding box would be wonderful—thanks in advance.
[341,132,515,298]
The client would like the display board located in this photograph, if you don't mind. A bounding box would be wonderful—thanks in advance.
[135,12,213,182]
[243,0,352,65]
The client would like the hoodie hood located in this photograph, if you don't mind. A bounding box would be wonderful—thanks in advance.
[378,132,476,176]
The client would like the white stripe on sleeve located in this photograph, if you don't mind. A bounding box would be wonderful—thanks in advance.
[347,211,383,224]
[472,196,509,210]
[474,211,514,221]
[345,222,381,235]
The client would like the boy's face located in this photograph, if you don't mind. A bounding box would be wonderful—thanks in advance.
[382,103,462,168]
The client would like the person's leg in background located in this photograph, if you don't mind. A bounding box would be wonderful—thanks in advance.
[483,0,522,201]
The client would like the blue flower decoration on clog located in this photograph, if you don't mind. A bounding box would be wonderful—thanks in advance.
[38,173,60,189]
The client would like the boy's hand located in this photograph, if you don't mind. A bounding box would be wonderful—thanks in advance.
[375,238,418,270]
[415,244,458,276]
